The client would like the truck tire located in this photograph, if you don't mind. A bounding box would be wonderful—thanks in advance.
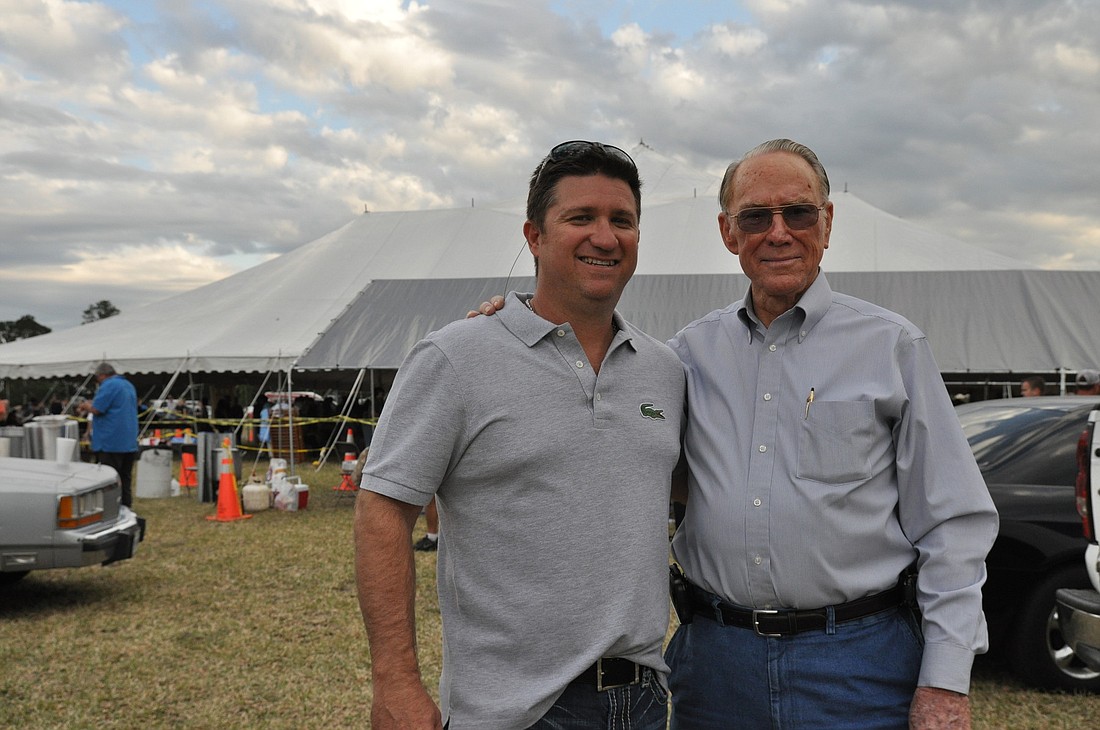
[1008,566,1100,692]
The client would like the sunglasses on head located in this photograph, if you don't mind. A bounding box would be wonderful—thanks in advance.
[544,140,637,167]
[729,203,826,234]
[537,140,637,175]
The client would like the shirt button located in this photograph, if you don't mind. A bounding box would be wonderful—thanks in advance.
[754,556,762,565]
[557,329,566,337]
[800,330,807,338]
[768,344,777,352]
[763,393,772,401]
[753,498,762,507]
[575,361,584,369]
[758,445,767,453]
[595,393,602,401]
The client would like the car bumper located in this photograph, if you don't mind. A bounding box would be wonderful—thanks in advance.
[1057,588,1100,672]
[82,506,147,565]
[1087,543,1100,592]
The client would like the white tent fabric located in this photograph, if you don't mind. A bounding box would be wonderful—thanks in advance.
[295,271,1100,373]
[1,144,1087,380]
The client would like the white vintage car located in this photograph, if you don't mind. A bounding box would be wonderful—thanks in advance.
[0,457,145,585]
[1057,406,1100,672]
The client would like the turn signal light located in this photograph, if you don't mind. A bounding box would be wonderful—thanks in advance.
[57,491,105,529]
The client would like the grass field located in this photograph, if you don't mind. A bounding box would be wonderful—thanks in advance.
[2,459,1099,728]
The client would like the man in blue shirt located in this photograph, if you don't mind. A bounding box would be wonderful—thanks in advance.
[78,362,139,506]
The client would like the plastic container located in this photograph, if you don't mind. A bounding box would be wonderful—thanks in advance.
[242,483,271,512]
[55,437,78,462]
[135,448,173,498]
[296,484,309,511]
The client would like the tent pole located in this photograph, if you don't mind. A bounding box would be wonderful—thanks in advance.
[314,368,366,470]
[286,365,295,476]
[139,360,187,440]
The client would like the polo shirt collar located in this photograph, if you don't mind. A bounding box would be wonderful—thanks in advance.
[500,291,636,352]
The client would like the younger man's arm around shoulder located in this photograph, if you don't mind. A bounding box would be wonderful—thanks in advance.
[354,490,443,730]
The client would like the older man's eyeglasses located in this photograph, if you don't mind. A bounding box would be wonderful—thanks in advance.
[729,203,826,234]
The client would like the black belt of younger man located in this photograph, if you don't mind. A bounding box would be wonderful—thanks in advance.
[689,581,905,637]
[572,657,644,691]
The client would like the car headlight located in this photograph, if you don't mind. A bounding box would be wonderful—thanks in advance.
[57,490,105,529]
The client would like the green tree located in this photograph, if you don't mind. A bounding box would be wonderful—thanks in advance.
[82,300,120,324]
[0,315,51,343]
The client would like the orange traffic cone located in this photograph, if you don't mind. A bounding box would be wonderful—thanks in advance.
[207,439,251,522]
[334,449,358,492]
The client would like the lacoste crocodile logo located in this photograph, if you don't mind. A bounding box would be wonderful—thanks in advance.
[639,403,665,420]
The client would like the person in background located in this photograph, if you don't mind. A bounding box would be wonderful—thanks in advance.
[77,362,139,507]
[1019,376,1045,397]
[354,141,683,729]
[1075,369,1100,396]
[412,497,440,552]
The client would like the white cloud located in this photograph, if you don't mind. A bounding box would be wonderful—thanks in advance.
[2,0,1100,329]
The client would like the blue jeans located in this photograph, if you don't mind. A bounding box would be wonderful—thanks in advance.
[666,607,922,730]
[526,668,668,730]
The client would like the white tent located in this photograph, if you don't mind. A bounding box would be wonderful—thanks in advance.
[1,144,1095,380]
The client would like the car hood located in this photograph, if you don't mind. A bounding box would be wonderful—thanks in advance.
[0,456,119,493]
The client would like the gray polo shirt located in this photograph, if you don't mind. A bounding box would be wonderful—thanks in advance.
[362,291,685,729]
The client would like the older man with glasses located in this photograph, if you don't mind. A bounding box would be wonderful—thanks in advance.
[664,139,999,730]
[355,141,684,729]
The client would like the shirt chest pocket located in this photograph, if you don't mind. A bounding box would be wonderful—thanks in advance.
[796,400,876,484]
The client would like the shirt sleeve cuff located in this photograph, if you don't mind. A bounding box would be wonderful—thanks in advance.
[917,641,976,695]
[360,474,435,508]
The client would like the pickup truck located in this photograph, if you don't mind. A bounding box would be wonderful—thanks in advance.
[1057,407,1100,671]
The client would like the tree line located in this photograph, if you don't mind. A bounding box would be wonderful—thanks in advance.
[0,300,120,344]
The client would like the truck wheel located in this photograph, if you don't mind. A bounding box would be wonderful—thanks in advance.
[0,571,29,586]
[1008,566,1100,692]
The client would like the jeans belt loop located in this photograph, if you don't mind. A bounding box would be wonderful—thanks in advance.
[826,605,837,635]
[709,596,725,626]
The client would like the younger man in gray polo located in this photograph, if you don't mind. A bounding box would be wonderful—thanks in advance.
[355,141,684,729]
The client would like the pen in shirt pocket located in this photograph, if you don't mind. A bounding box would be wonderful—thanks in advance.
[804,387,815,419]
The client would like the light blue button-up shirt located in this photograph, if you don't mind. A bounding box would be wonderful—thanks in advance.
[669,273,998,693]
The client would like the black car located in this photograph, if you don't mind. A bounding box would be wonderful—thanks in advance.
[955,395,1099,692]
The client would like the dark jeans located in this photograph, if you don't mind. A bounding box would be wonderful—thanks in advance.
[95,451,136,507]
[526,668,668,730]
[667,607,923,730]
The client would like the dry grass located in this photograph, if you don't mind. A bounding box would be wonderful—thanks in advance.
[1,459,1098,728]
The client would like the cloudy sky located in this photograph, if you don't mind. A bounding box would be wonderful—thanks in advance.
[2,0,1098,330]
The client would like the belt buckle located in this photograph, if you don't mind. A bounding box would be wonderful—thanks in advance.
[596,658,640,691]
[752,609,783,637]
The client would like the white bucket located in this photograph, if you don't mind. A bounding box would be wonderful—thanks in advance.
[135,448,173,498]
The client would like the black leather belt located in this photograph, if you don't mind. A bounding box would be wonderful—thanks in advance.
[689,581,905,637]
[572,657,643,691]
